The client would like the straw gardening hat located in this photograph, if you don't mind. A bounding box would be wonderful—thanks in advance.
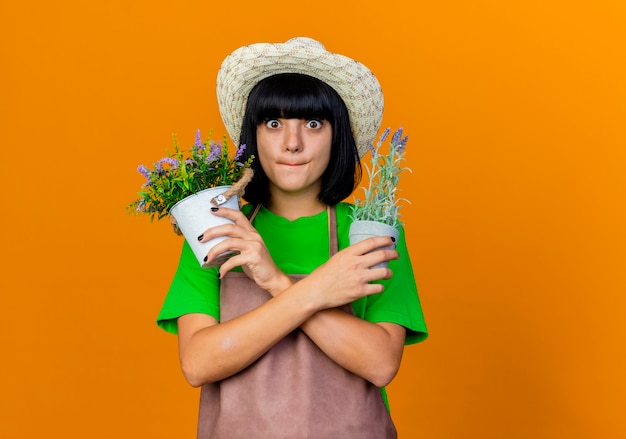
[216,37,384,158]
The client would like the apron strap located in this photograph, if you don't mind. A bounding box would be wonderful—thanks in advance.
[246,203,263,222]
[328,205,338,256]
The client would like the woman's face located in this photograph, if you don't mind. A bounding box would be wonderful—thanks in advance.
[256,117,332,200]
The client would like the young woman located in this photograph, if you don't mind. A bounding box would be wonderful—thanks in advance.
[157,37,427,438]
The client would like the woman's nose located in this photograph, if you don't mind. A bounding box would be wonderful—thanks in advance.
[284,122,302,152]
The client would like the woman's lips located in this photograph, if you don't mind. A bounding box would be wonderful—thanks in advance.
[280,162,305,167]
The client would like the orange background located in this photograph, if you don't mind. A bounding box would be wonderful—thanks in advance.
[1,1,625,438]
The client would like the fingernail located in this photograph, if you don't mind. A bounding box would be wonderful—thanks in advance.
[211,207,219,212]
[197,234,204,241]
[203,256,208,262]
[390,236,396,243]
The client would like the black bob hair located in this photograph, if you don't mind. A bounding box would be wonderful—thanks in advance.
[238,73,362,206]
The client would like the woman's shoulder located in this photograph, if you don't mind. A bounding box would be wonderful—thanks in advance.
[241,203,256,215]
[335,201,354,217]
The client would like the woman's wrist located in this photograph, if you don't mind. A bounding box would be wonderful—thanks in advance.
[267,271,294,297]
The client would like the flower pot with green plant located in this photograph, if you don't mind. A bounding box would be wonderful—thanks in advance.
[127,129,254,268]
[349,127,410,268]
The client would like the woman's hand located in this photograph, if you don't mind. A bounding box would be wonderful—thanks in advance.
[286,236,403,386]
[199,207,292,296]
[303,236,399,310]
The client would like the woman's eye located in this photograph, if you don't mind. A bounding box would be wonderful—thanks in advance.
[265,119,281,128]
[306,119,323,129]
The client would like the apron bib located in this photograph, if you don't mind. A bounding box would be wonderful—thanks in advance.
[197,205,397,438]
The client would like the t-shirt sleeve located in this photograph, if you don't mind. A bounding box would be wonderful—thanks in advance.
[156,240,220,335]
[357,226,428,345]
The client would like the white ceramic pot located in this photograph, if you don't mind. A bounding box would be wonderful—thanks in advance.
[348,220,400,269]
[169,186,239,268]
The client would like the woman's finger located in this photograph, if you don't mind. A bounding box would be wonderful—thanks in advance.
[210,207,256,230]
[349,235,397,256]
[198,223,242,242]
[204,237,253,263]
[360,248,399,268]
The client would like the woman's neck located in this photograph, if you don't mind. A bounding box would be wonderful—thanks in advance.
[266,193,327,221]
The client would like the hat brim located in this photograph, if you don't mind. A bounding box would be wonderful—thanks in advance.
[216,37,384,158]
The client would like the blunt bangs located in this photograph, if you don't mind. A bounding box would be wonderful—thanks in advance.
[245,73,337,125]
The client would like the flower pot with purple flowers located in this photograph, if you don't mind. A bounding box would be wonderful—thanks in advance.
[127,129,254,268]
[350,127,410,269]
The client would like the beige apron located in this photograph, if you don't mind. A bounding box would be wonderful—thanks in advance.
[197,205,397,438]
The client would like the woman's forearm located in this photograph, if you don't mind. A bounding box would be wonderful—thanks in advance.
[300,308,406,387]
[179,237,403,387]
[178,285,318,386]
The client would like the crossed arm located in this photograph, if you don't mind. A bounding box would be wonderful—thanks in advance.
[177,208,406,388]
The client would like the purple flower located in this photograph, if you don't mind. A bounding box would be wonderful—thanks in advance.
[234,143,247,161]
[155,157,179,172]
[137,164,150,179]
[367,143,376,157]
[391,127,403,147]
[398,134,409,153]
[207,140,221,162]
[193,129,205,152]
[379,127,391,144]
